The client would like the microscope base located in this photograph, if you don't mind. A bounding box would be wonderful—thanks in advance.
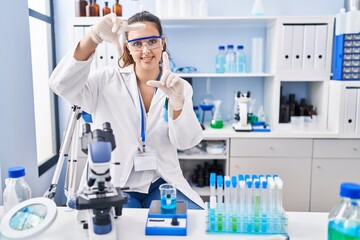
[145,200,187,236]
[233,123,252,132]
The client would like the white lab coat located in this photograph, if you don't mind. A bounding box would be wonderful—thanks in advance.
[49,48,205,208]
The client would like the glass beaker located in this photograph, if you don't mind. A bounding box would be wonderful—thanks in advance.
[159,183,176,209]
[210,100,224,128]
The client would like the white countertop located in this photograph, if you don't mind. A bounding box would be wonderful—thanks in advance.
[203,124,360,139]
[0,207,329,240]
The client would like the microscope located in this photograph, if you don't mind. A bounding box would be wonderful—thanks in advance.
[233,91,253,132]
[69,122,128,240]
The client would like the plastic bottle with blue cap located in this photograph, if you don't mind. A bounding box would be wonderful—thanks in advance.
[3,166,32,213]
[328,182,360,239]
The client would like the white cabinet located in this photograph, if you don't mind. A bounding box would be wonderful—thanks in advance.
[178,137,229,199]
[230,138,313,211]
[310,139,360,212]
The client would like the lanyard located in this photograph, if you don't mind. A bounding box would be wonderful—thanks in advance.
[138,72,162,153]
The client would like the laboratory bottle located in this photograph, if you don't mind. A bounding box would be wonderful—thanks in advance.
[75,0,88,17]
[113,0,122,16]
[93,0,100,16]
[328,182,360,240]
[3,166,32,213]
[251,0,264,16]
[236,45,246,73]
[225,44,236,73]
[103,1,111,16]
[215,46,226,73]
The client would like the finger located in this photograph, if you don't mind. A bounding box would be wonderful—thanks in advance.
[146,80,162,88]
[126,23,146,32]
[162,52,170,72]
[166,73,177,88]
[169,75,181,88]
[112,20,124,34]
[160,70,171,86]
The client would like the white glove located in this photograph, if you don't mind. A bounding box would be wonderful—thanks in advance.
[147,52,185,111]
[88,13,145,55]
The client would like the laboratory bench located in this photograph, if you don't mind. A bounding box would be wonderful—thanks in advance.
[181,125,360,212]
[0,207,329,240]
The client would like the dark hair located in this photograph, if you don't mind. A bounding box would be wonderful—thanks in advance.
[119,11,168,68]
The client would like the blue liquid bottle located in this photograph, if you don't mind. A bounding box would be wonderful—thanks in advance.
[215,46,226,73]
[236,45,246,73]
[328,182,360,240]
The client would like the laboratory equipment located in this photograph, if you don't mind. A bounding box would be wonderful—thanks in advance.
[75,0,88,17]
[42,105,128,240]
[145,200,188,236]
[206,173,288,235]
[328,182,360,240]
[3,166,32,214]
[69,122,128,240]
[233,91,252,132]
[199,95,215,129]
[0,197,57,239]
[160,183,177,209]
[102,2,111,16]
[210,100,224,129]
[236,45,246,73]
[225,45,236,73]
[113,0,122,16]
[215,46,226,73]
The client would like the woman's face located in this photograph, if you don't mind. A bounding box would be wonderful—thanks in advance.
[127,21,164,72]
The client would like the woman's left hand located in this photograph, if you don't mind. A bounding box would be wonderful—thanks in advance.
[147,52,185,111]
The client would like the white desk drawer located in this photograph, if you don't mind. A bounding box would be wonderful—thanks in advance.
[313,139,360,158]
[230,139,313,158]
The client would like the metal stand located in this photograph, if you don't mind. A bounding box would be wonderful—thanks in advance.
[43,105,82,201]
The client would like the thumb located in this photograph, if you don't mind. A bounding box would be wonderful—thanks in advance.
[146,80,163,88]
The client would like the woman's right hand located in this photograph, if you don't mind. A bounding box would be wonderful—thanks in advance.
[88,13,145,55]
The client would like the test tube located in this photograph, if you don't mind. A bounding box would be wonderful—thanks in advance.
[275,178,284,215]
[261,180,268,233]
[224,176,231,206]
[253,179,261,233]
[210,173,216,200]
[231,176,238,232]
[217,175,224,204]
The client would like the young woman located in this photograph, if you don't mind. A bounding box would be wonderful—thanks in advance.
[49,11,204,209]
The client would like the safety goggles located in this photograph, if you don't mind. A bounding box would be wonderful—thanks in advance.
[127,35,163,52]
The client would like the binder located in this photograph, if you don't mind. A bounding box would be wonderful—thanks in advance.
[314,25,328,69]
[291,25,304,69]
[343,88,358,134]
[106,43,118,67]
[302,25,316,69]
[281,25,293,69]
[356,89,360,134]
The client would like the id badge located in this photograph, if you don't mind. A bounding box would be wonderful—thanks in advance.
[133,151,158,172]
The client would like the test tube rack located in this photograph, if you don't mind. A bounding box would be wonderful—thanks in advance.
[206,173,288,235]
[206,203,287,234]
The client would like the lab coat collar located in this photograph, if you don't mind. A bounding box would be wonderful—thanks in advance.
[121,64,165,119]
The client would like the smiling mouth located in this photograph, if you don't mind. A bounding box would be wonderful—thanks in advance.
[141,56,154,61]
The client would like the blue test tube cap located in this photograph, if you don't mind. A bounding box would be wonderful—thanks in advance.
[273,174,279,178]
[252,174,258,180]
[246,180,253,188]
[238,174,244,181]
[225,180,231,188]
[262,180,268,189]
[210,173,216,187]
[254,180,260,189]
[231,176,237,188]
[217,175,223,187]
[245,174,251,181]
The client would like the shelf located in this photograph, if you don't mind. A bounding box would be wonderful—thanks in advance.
[179,72,275,78]
[178,153,227,160]
[72,16,277,27]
